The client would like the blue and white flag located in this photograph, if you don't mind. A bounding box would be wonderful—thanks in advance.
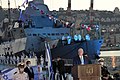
[45,41,54,80]
[2,68,17,80]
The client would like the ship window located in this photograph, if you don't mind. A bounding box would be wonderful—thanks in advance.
[51,33,55,36]
[43,33,46,35]
[61,33,64,35]
[48,33,50,36]
[56,33,59,35]
[33,34,37,36]
[28,34,31,36]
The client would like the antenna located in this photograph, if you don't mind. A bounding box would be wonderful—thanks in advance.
[67,0,71,15]
[89,0,94,25]
[8,0,11,23]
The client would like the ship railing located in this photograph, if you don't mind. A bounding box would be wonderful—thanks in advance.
[0,57,22,66]
[63,59,73,64]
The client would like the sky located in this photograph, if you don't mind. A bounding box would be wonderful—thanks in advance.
[1,0,120,11]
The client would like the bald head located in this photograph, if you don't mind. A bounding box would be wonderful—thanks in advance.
[78,48,84,56]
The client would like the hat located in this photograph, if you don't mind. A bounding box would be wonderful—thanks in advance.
[17,62,25,67]
[26,60,31,64]
[98,58,104,62]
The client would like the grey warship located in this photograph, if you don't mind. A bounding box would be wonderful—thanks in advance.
[0,0,103,60]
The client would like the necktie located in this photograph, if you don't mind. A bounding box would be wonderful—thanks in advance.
[80,56,84,65]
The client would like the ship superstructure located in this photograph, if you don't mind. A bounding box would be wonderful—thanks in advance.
[0,0,71,56]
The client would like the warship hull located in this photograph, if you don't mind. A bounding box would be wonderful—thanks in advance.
[51,39,103,59]
[0,38,27,55]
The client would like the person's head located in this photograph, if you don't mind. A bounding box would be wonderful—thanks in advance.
[78,48,84,56]
[98,58,104,65]
[17,63,25,73]
[57,56,61,61]
[26,60,31,67]
[38,66,40,72]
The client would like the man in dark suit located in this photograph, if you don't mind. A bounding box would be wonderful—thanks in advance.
[57,57,66,80]
[73,48,91,66]
[72,48,91,80]
[24,60,34,80]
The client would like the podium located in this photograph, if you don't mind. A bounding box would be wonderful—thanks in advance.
[72,64,101,80]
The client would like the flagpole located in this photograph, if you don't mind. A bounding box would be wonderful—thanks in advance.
[44,41,54,80]
[44,41,48,80]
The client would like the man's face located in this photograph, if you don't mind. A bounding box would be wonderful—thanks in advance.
[78,49,83,56]
[28,62,31,66]
[18,66,24,73]
[100,61,104,65]
[57,57,61,61]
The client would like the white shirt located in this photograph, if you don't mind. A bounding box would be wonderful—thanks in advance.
[13,72,29,80]
[79,56,84,65]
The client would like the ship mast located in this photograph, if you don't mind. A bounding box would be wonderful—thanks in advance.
[67,0,71,15]
[89,0,94,25]
[8,0,11,23]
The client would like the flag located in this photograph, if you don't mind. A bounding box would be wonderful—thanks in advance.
[2,68,17,80]
[45,41,54,80]
[19,10,23,20]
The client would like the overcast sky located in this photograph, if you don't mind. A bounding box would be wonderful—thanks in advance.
[1,0,120,11]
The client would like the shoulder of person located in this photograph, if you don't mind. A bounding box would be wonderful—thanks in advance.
[13,71,19,76]
[14,71,17,75]
[13,72,19,79]
[103,66,107,68]
[23,72,29,79]
[24,67,29,70]
[23,72,29,76]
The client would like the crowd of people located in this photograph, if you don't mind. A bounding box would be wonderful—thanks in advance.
[61,34,90,45]
[52,57,66,80]
[52,48,116,80]
[0,53,38,66]
[12,60,34,80]
[0,60,35,80]
[0,48,120,80]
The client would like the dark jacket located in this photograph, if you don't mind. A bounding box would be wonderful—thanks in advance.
[57,59,65,74]
[73,55,92,66]
[52,60,57,73]
[101,66,110,77]
[24,66,34,80]
[101,66,114,80]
